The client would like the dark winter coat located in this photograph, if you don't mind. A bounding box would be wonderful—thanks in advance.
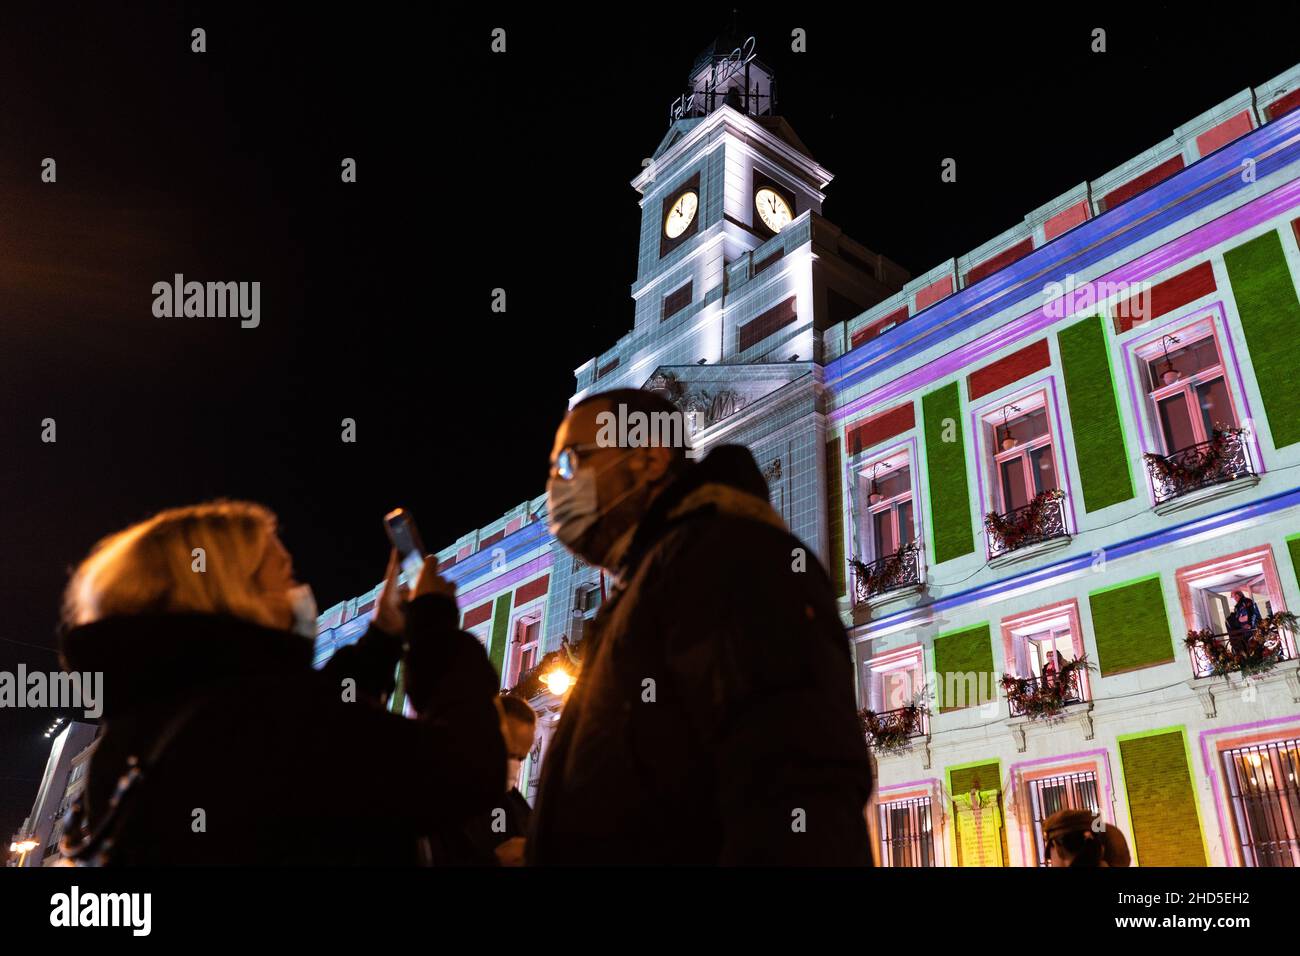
[58,595,504,865]
[528,445,874,865]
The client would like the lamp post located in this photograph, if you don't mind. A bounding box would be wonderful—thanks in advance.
[10,839,38,867]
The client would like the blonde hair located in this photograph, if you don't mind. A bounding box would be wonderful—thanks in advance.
[64,500,286,629]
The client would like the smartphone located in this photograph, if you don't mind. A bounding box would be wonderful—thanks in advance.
[384,508,426,583]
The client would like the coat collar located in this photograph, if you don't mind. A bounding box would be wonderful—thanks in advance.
[60,612,314,719]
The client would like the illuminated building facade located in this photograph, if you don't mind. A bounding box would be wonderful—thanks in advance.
[316,37,1300,866]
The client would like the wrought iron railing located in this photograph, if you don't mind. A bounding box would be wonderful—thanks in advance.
[851,542,922,606]
[1006,670,1087,718]
[1186,628,1296,680]
[1145,431,1253,505]
[985,492,1068,560]
[859,705,928,751]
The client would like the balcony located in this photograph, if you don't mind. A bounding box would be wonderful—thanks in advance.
[1144,429,1255,509]
[851,542,922,607]
[985,489,1068,563]
[858,704,929,753]
[1002,667,1089,720]
[1185,615,1298,679]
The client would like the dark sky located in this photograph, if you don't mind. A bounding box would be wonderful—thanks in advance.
[2,3,1297,839]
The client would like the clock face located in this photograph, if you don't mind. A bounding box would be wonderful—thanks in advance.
[755,187,793,233]
[664,190,698,239]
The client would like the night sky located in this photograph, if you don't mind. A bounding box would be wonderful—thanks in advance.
[2,3,1296,840]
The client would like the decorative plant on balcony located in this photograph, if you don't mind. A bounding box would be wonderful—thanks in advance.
[857,699,929,753]
[1184,611,1299,678]
[850,549,907,600]
[1000,655,1089,722]
[1143,425,1246,490]
[984,488,1065,554]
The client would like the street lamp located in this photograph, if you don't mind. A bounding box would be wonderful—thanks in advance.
[1159,335,1183,385]
[867,460,890,505]
[10,839,38,867]
[539,665,573,696]
[999,404,1022,451]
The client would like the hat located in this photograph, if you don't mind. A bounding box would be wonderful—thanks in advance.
[1043,808,1098,840]
[1100,823,1131,867]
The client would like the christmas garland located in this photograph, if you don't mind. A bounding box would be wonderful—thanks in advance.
[1000,654,1089,722]
[1144,425,1245,490]
[1184,612,1297,678]
[849,548,908,600]
[984,488,1065,553]
[857,701,929,752]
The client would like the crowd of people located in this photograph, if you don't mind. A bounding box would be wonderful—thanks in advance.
[52,388,1126,866]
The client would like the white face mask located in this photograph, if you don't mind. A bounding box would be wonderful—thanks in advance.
[546,468,600,550]
[506,758,523,792]
[546,450,647,563]
[286,584,318,638]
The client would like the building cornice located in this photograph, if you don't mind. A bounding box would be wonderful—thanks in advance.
[632,104,832,196]
[826,108,1300,398]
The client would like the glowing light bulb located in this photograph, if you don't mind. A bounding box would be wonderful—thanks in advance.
[541,668,573,696]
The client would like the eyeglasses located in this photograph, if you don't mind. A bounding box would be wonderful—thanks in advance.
[553,443,608,481]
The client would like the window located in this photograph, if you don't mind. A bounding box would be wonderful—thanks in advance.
[574,583,600,614]
[662,281,693,321]
[1001,603,1090,711]
[737,296,797,352]
[754,249,785,275]
[1138,323,1238,456]
[988,402,1057,513]
[508,617,541,687]
[1222,738,1300,867]
[863,645,925,713]
[1175,547,1296,678]
[857,451,915,562]
[1029,771,1100,866]
[879,796,935,867]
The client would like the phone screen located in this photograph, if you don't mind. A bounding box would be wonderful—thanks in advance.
[384,508,426,583]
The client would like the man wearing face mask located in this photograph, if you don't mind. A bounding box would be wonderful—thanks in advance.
[529,390,874,865]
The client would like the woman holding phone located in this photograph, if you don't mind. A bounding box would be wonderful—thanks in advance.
[57,499,505,865]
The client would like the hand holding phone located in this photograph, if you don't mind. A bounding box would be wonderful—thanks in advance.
[384,508,426,584]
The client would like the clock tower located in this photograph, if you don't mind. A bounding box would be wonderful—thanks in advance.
[571,29,908,568]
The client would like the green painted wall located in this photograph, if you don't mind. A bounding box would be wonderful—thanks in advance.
[934,623,993,711]
[1088,575,1174,675]
[488,593,512,678]
[1057,315,1134,512]
[949,761,1000,796]
[922,382,975,564]
[1288,535,1300,594]
[1224,230,1300,449]
[827,435,846,596]
[1119,730,1206,866]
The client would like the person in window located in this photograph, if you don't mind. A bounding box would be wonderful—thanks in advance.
[1227,590,1263,634]
[531,389,873,865]
[1040,650,1060,687]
